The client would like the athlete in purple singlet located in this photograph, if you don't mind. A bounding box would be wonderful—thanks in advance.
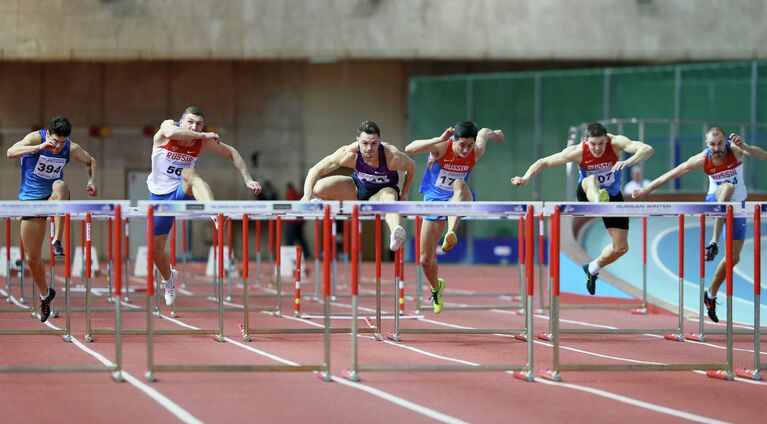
[302,121,415,251]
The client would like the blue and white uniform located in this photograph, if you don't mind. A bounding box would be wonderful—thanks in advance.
[703,142,747,240]
[418,139,476,220]
[18,130,70,200]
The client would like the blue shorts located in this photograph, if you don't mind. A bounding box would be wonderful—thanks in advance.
[150,184,194,236]
[422,189,476,221]
[705,194,746,241]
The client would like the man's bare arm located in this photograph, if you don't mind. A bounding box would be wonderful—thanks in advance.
[385,145,416,200]
[731,133,767,161]
[632,153,704,199]
[301,146,356,200]
[6,132,44,159]
[69,143,98,197]
[405,127,453,156]
[153,120,219,145]
[610,135,655,172]
[474,128,505,159]
[203,142,262,195]
[511,145,580,187]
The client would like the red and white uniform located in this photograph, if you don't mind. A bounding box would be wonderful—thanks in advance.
[147,139,203,195]
[578,136,622,196]
[704,146,747,202]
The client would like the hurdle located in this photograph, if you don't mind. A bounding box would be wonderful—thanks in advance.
[540,202,737,381]
[168,217,246,318]
[0,201,124,380]
[409,214,527,314]
[145,203,333,381]
[685,205,763,342]
[735,202,765,380]
[235,201,382,340]
[344,201,538,381]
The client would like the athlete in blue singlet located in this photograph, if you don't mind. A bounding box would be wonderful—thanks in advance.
[303,121,416,251]
[634,128,767,322]
[406,121,505,314]
[6,116,98,322]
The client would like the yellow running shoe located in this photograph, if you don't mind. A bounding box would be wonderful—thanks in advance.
[598,188,609,203]
[431,278,446,314]
[441,231,457,252]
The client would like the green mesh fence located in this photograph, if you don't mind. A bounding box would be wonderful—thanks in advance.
[408,61,767,239]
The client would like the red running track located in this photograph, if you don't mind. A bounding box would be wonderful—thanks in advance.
[0,261,765,423]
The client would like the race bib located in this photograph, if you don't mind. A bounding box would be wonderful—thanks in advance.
[356,171,390,185]
[33,156,66,179]
[436,169,465,191]
[591,170,615,187]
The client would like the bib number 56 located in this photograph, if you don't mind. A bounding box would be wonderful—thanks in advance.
[166,166,183,176]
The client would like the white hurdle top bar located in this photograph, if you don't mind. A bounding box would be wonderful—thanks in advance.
[0,200,130,218]
[546,201,746,217]
[342,201,543,217]
[136,200,341,218]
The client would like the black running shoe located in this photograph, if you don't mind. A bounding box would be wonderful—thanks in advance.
[40,288,56,323]
[704,242,718,262]
[52,240,65,257]
[582,264,598,296]
[703,291,719,323]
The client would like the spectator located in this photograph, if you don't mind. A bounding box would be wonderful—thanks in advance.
[622,166,651,197]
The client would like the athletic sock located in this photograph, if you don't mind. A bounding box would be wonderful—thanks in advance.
[588,260,602,275]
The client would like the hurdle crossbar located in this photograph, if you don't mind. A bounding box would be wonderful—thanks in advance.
[0,201,125,381]
[144,203,334,381]
[343,201,539,381]
[540,202,738,381]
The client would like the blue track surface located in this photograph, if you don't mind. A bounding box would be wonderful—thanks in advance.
[577,217,766,325]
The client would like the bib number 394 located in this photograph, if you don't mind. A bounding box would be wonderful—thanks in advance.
[33,156,66,179]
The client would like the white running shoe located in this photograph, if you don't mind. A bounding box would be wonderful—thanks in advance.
[389,225,406,251]
[163,269,178,306]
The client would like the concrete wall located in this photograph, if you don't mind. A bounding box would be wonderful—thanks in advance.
[0,60,407,260]
[1,0,766,61]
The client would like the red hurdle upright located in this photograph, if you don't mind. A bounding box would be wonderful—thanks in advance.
[294,246,303,316]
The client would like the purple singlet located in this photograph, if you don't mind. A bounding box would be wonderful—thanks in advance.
[352,144,399,190]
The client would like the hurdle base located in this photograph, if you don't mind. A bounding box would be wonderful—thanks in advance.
[735,368,762,380]
[386,331,401,342]
[705,370,734,381]
[343,369,360,382]
[537,332,552,341]
[684,332,706,342]
[539,369,561,382]
[663,333,684,342]
[512,371,534,382]
[629,308,647,315]
[514,333,527,342]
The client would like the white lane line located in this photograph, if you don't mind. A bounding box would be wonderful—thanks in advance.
[154,295,468,424]
[0,288,203,424]
[533,378,729,424]
[331,377,469,424]
[343,311,727,423]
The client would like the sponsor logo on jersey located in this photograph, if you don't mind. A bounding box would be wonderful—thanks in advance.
[586,162,612,171]
[442,163,469,172]
[166,151,195,162]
